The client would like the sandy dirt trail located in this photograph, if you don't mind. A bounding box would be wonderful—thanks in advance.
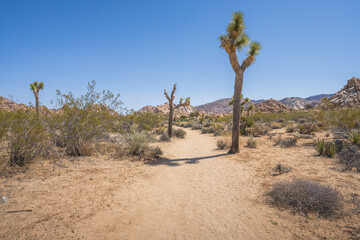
[77,129,291,240]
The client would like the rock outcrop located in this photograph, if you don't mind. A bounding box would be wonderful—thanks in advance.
[329,77,360,107]
[138,103,195,116]
[0,97,29,111]
[253,99,290,113]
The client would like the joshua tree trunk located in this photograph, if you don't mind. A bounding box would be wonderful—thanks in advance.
[228,51,244,154]
[229,70,244,154]
[35,94,39,116]
[168,102,174,137]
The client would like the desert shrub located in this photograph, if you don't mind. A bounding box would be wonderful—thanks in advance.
[5,110,49,167]
[203,122,211,128]
[173,128,186,138]
[246,123,269,137]
[52,81,122,156]
[275,135,297,148]
[201,127,211,134]
[313,139,326,155]
[286,123,296,133]
[270,122,283,129]
[298,122,318,134]
[348,129,360,145]
[273,163,291,175]
[324,142,337,157]
[334,139,346,153]
[134,112,164,131]
[247,136,257,148]
[192,124,203,130]
[317,108,360,132]
[217,138,230,150]
[213,130,222,136]
[267,179,343,217]
[160,132,170,142]
[123,131,160,158]
[337,145,360,172]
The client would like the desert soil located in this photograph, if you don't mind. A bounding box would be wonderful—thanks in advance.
[1,128,359,239]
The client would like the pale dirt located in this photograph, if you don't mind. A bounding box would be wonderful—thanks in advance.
[1,128,359,239]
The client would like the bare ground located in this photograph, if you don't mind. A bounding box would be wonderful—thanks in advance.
[1,128,360,239]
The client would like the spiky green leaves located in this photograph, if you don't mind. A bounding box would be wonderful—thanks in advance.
[248,41,261,56]
[30,81,44,93]
[235,33,249,51]
[227,11,245,38]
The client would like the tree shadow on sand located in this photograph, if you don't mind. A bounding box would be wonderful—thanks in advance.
[146,153,229,167]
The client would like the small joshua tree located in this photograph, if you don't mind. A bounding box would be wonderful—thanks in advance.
[164,84,190,137]
[30,81,44,116]
[220,11,261,154]
[247,104,254,116]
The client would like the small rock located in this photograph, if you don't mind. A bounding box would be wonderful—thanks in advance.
[1,196,8,203]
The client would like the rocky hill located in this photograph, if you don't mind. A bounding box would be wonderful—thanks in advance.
[252,99,290,113]
[0,97,30,111]
[329,77,360,107]
[195,98,265,114]
[138,103,195,116]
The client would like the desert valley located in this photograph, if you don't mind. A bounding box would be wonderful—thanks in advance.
[1,2,360,240]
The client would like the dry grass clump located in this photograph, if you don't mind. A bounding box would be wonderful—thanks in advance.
[337,145,360,172]
[272,163,291,175]
[160,132,170,142]
[267,179,343,217]
[172,128,186,138]
[247,136,257,148]
[348,129,360,145]
[216,137,231,150]
[298,122,318,134]
[274,134,298,148]
[269,122,283,129]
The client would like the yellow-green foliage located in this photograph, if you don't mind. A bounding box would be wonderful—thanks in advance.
[317,108,360,132]
[3,110,49,166]
[249,111,314,122]
[52,81,123,156]
[132,112,165,131]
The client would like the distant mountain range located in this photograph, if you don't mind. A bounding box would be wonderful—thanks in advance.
[195,94,334,114]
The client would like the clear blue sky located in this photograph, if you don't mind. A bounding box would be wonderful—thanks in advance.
[1,0,359,111]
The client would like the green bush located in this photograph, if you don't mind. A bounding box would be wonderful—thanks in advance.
[192,124,203,130]
[298,122,318,134]
[324,142,337,157]
[172,128,186,138]
[123,131,161,159]
[52,80,123,156]
[348,129,360,145]
[313,139,326,155]
[5,110,48,167]
[286,123,296,133]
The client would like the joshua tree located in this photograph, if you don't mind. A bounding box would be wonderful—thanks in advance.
[247,104,254,116]
[220,11,261,153]
[30,81,44,116]
[164,84,190,137]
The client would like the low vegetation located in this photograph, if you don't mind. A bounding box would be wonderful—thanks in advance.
[267,179,343,217]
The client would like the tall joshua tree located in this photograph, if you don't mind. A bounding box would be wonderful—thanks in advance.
[220,11,261,154]
[30,81,44,116]
[164,84,190,137]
